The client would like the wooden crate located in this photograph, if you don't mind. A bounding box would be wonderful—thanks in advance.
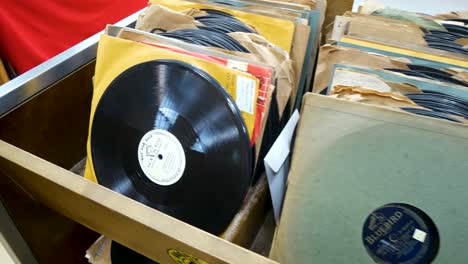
[0,57,278,263]
[0,3,316,260]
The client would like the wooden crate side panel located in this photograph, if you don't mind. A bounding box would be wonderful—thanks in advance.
[0,61,98,263]
[221,176,270,247]
[0,140,278,264]
[0,172,98,263]
[0,62,95,169]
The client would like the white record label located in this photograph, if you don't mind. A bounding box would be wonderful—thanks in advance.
[138,129,186,186]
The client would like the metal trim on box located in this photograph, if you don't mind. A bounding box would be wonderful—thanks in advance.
[0,10,143,118]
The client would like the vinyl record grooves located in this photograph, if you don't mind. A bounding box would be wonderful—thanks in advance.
[424,28,468,55]
[91,60,252,234]
[159,29,250,52]
[401,107,463,123]
[385,67,468,86]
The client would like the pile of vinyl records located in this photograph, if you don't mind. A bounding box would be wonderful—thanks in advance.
[83,0,323,261]
[315,4,468,124]
[270,4,468,264]
[424,20,468,55]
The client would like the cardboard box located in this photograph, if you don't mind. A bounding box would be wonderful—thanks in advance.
[270,93,468,263]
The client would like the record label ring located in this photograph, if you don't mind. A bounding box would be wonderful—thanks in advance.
[137,129,186,186]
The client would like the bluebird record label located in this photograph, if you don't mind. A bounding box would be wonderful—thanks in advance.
[362,203,439,264]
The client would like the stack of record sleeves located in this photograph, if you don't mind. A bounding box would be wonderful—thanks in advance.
[315,4,468,124]
[272,4,468,264]
[82,0,322,261]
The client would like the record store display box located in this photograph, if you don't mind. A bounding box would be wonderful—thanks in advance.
[0,2,322,262]
[0,60,276,263]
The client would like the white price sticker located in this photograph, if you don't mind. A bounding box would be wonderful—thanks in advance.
[227,59,248,72]
[236,76,256,115]
[412,229,427,243]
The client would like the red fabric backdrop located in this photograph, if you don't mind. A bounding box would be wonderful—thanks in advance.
[0,0,147,74]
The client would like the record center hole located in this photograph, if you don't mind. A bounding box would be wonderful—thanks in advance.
[158,154,163,160]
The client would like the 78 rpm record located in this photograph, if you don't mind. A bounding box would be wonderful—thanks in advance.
[90,60,252,235]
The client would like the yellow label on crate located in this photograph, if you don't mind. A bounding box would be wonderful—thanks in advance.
[150,0,295,53]
[84,35,259,183]
[167,249,209,264]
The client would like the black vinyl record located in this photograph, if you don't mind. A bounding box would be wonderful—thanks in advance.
[91,60,252,235]
[443,24,468,37]
[159,29,250,53]
[401,107,462,123]
[407,64,452,77]
[445,18,468,25]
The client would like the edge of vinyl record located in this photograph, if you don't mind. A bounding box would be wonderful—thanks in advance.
[183,0,302,22]
[105,25,274,71]
[149,0,296,52]
[216,0,304,21]
[231,0,311,12]
[206,0,310,22]
[0,140,278,264]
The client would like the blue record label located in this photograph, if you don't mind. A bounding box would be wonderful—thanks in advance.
[362,204,438,264]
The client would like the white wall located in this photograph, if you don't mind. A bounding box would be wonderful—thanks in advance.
[352,0,468,15]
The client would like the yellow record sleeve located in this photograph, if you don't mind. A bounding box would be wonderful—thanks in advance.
[84,34,259,182]
[150,0,295,53]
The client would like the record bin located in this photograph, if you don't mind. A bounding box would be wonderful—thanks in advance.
[0,10,295,264]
